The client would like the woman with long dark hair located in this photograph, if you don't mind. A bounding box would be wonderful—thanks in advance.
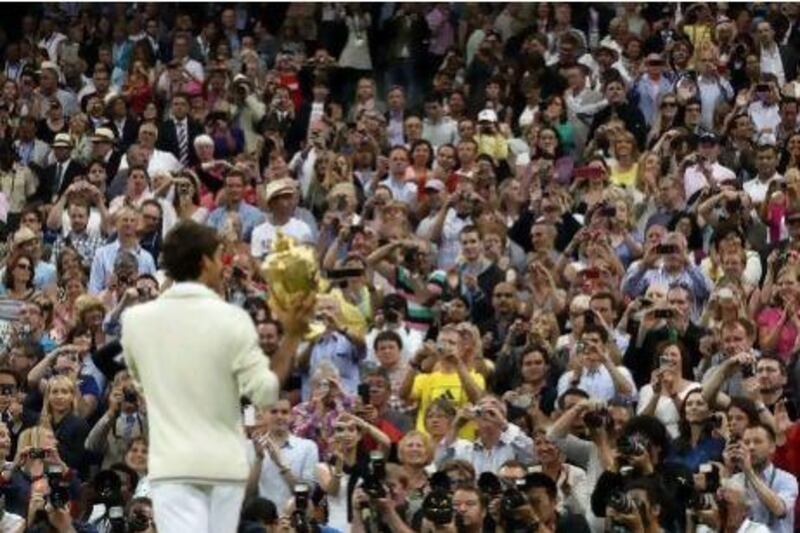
[637,341,701,438]
[667,388,725,472]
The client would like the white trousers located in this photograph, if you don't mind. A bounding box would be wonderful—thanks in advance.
[151,481,245,533]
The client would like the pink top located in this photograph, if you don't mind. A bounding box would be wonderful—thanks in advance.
[757,306,797,361]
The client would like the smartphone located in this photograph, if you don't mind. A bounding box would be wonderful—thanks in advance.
[756,83,770,92]
[357,383,371,406]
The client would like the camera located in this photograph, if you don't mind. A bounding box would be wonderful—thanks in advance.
[726,197,742,212]
[108,505,125,533]
[0,384,15,396]
[422,488,454,526]
[608,491,639,514]
[616,434,648,458]
[583,403,610,429]
[291,483,313,533]
[362,451,386,498]
[599,204,617,218]
[741,361,756,379]
[698,463,720,494]
[707,412,724,430]
[29,448,45,460]
[653,308,674,319]
[123,387,138,404]
[500,479,533,533]
[46,466,70,509]
[655,244,677,255]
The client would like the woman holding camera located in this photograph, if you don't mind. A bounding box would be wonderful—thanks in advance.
[85,370,147,469]
[317,412,389,532]
[3,425,81,517]
[666,388,725,472]
[637,341,701,438]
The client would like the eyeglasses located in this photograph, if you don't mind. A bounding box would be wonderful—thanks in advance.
[661,101,677,108]
[14,263,32,271]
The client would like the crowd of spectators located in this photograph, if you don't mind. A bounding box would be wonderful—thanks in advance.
[2,2,800,532]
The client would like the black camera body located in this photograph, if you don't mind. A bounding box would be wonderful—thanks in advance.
[123,387,138,405]
[422,488,453,526]
[46,466,70,509]
[362,451,387,498]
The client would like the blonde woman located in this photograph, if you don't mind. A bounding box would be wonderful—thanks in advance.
[39,375,89,473]
[608,130,640,188]
[646,93,680,147]
[397,430,434,516]
[5,425,79,517]
[602,187,644,268]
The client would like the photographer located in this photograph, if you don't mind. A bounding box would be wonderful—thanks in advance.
[435,395,534,475]
[725,423,798,533]
[556,324,636,403]
[602,477,665,533]
[524,472,591,533]
[691,481,770,533]
[351,464,415,533]
[622,232,712,318]
[84,370,147,469]
[400,325,485,434]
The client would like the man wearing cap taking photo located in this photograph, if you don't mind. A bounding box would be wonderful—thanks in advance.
[36,133,85,204]
[251,178,312,259]
[683,132,737,201]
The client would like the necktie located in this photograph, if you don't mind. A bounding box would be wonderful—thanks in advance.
[55,162,64,191]
[177,121,189,166]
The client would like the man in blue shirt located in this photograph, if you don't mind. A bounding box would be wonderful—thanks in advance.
[206,170,265,242]
[729,423,798,533]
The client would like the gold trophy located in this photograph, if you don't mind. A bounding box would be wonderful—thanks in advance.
[261,231,327,340]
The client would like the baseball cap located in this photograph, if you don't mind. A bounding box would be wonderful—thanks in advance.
[424,179,446,192]
[477,109,498,123]
[698,131,719,145]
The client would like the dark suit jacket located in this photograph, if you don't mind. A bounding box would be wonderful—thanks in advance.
[35,159,86,203]
[108,117,140,152]
[157,118,203,165]
[781,44,799,86]
[103,149,123,182]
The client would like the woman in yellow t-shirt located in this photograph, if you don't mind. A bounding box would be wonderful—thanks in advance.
[609,131,639,189]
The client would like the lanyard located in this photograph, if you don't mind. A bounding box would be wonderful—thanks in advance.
[745,465,778,526]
